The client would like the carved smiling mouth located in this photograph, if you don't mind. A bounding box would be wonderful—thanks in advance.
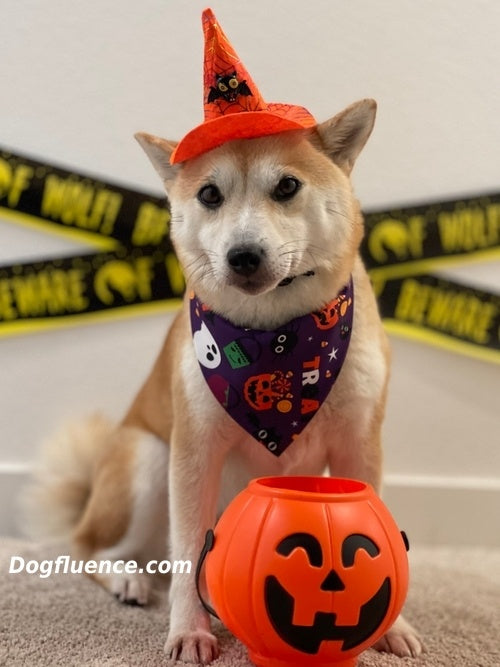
[264,575,391,654]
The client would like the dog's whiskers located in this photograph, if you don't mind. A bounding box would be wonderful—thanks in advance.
[184,255,210,285]
[184,251,222,289]
[277,241,330,274]
[325,204,351,221]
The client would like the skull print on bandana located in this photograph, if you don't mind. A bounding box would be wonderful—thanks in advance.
[190,279,354,456]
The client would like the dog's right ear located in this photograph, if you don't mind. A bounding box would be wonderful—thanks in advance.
[315,99,377,174]
[134,132,180,187]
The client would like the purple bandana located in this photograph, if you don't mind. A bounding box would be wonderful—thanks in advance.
[190,279,353,456]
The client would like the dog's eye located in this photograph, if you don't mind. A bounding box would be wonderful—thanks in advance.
[273,177,301,202]
[198,185,224,209]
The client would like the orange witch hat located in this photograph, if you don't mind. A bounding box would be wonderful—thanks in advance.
[170,8,317,164]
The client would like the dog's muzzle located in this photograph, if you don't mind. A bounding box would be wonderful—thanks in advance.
[226,243,315,291]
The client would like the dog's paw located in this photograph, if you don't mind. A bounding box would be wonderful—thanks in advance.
[109,572,151,606]
[372,615,424,658]
[165,630,219,664]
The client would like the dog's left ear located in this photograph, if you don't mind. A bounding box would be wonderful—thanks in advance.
[134,132,180,188]
[315,99,376,174]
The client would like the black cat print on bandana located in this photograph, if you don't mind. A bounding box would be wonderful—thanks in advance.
[190,279,354,456]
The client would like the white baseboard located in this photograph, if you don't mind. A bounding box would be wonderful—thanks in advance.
[0,463,32,538]
[1,465,499,547]
[383,474,500,549]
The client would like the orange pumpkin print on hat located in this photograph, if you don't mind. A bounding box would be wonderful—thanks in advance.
[170,8,317,164]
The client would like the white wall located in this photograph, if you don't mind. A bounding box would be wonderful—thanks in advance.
[1,0,499,545]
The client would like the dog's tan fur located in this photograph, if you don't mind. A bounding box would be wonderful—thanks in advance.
[24,99,422,663]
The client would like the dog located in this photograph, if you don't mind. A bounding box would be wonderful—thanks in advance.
[23,97,423,664]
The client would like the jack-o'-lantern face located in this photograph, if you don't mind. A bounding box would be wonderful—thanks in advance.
[312,294,352,330]
[243,371,292,410]
[244,373,275,409]
[312,299,341,330]
[264,531,394,654]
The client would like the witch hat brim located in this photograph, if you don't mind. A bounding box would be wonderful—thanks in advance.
[171,105,316,164]
[170,9,316,164]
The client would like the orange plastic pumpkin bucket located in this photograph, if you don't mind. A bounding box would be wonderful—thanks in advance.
[197,476,409,667]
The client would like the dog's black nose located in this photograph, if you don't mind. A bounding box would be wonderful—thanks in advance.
[227,245,262,276]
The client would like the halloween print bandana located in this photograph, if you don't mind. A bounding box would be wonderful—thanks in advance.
[190,279,353,456]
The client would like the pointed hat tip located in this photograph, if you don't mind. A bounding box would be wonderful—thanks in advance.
[202,7,216,25]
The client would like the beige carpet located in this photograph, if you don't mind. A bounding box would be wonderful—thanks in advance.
[1,538,499,667]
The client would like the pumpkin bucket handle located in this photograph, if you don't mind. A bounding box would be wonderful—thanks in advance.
[196,529,220,619]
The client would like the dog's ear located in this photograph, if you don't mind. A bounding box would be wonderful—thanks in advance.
[315,99,376,174]
[134,132,180,187]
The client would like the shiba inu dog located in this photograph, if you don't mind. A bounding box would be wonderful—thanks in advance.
[23,9,422,665]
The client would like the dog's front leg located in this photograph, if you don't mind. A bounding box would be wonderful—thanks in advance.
[165,422,226,664]
[327,409,423,658]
